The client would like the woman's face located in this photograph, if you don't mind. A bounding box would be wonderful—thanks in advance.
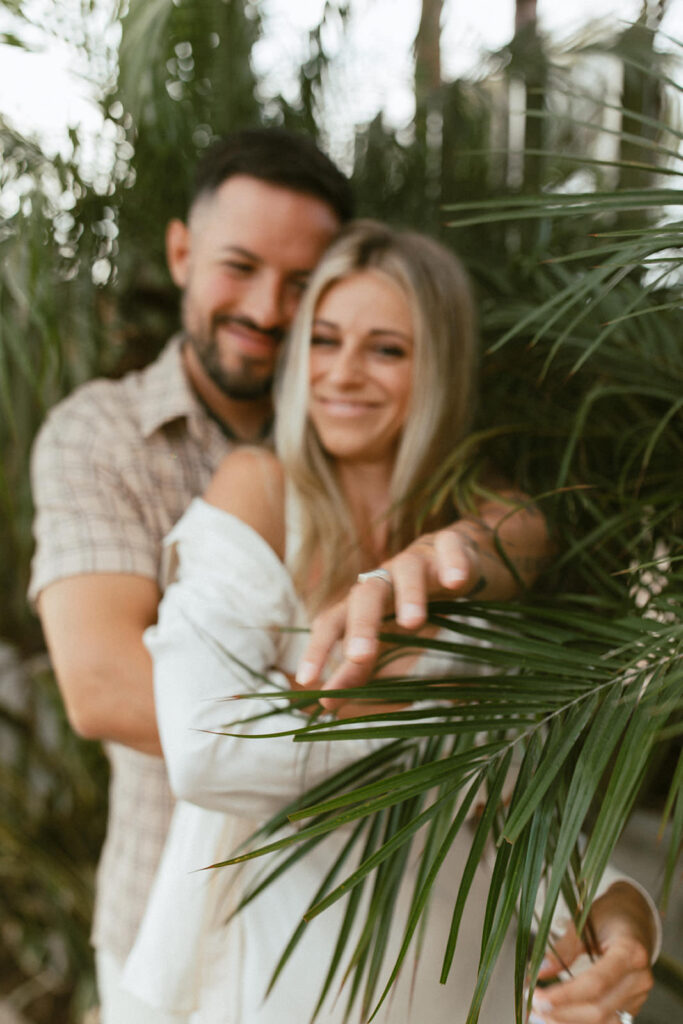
[308,270,414,468]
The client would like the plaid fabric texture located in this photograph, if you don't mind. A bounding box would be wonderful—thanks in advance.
[29,336,234,962]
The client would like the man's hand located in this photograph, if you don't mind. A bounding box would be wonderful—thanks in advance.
[295,494,551,712]
[529,883,656,1023]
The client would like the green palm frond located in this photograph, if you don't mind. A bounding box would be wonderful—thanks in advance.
[207,22,683,1018]
[1,2,681,1021]
[211,592,682,1021]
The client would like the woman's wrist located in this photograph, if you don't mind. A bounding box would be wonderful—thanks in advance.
[590,880,661,963]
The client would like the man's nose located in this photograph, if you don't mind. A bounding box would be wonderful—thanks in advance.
[242,274,288,331]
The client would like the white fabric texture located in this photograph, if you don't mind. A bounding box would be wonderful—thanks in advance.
[147,499,387,814]
[124,498,660,1022]
[124,499,510,1021]
[97,949,195,1024]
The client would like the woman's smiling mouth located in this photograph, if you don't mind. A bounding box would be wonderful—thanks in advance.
[312,396,379,416]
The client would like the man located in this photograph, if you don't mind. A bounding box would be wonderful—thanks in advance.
[29,128,554,1021]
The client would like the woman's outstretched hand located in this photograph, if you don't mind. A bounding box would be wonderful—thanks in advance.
[295,494,551,715]
[294,524,481,713]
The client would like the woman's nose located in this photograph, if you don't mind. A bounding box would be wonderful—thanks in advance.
[328,345,363,384]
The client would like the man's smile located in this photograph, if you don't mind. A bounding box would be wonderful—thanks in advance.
[213,314,283,358]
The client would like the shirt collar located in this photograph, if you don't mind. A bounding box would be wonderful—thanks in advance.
[138,334,275,449]
[138,334,205,440]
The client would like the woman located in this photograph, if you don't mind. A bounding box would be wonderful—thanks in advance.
[123,222,658,1023]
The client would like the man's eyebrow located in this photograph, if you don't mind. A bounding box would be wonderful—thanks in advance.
[218,245,259,261]
[218,246,313,278]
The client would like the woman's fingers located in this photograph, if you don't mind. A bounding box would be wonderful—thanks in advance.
[295,526,479,693]
[531,935,652,1024]
[295,600,349,688]
[433,527,477,592]
[295,565,405,693]
[536,920,585,980]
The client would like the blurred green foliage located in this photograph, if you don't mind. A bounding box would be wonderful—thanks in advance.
[0,0,681,1020]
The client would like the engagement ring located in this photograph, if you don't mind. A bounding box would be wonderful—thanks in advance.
[356,568,393,589]
[616,1012,634,1024]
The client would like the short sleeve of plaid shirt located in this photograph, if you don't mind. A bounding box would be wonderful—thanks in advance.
[29,381,160,605]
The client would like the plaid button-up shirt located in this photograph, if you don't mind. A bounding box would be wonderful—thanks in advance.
[29,336,235,962]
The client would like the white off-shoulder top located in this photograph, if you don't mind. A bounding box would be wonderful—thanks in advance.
[123,498,660,1023]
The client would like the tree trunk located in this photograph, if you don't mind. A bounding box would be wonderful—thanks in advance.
[617,2,669,220]
[414,0,444,218]
[414,0,443,107]
[515,0,537,32]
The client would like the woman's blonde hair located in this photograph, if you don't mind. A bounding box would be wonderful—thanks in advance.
[275,219,478,611]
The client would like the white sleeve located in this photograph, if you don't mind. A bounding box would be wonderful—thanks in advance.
[147,498,383,818]
[543,865,662,964]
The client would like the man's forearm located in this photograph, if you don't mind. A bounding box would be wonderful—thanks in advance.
[64,651,163,756]
[37,575,163,756]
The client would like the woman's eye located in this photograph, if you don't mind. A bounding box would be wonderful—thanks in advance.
[311,335,339,347]
[375,344,407,359]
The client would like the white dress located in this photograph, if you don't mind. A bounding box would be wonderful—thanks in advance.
[123,499,657,1023]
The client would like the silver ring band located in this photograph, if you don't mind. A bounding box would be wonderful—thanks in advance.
[356,568,393,588]
[616,1012,634,1024]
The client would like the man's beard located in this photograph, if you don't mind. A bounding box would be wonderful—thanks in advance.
[187,315,282,402]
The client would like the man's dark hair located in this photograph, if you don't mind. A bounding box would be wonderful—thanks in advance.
[190,128,354,223]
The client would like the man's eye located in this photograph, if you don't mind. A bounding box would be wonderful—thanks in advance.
[224,261,253,274]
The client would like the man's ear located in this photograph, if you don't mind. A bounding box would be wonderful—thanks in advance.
[166,219,191,288]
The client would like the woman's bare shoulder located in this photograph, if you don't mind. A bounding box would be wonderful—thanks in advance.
[203,447,287,560]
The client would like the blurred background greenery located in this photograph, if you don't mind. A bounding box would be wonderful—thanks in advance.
[0,1,681,1021]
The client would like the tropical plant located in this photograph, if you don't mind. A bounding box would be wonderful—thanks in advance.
[0,0,681,1022]
[0,1,347,1019]
[204,14,683,1024]
[0,650,107,1021]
